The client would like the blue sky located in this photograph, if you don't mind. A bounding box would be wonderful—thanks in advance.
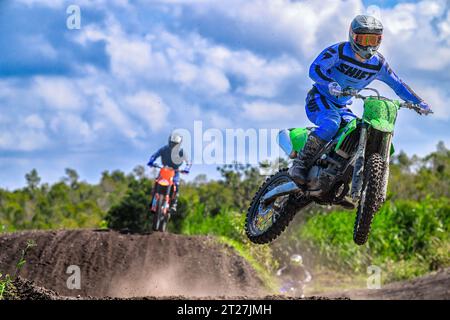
[0,0,449,189]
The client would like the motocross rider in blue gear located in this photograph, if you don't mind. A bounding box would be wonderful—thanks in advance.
[276,254,312,298]
[147,132,192,214]
[289,15,432,196]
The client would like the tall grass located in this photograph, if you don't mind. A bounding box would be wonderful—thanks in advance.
[295,198,450,281]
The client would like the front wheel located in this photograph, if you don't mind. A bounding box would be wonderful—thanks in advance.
[152,197,168,232]
[353,153,386,245]
[245,169,310,244]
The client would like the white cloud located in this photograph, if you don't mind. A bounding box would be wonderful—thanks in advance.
[23,35,58,59]
[418,86,450,120]
[16,0,65,8]
[17,0,131,9]
[173,62,230,95]
[173,61,198,84]
[197,67,231,95]
[24,114,46,130]
[242,100,304,123]
[108,37,153,78]
[125,91,169,132]
[380,0,450,72]
[0,131,50,151]
[77,20,170,81]
[229,53,302,98]
[77,19,301,98]
[0,114,50,151]
[33,77,84,111]
[92,86,139,139]
[49,113,92,141]
[439,10,450,44]
[178,0,363,57]
[165,31,302,97]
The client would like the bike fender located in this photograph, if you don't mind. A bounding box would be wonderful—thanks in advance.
[364,118,396,133]
[362,98,399,133]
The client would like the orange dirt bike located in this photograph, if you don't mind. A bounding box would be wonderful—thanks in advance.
[149,164,187,232]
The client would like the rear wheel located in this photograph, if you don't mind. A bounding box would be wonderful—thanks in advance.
[353,153,386,245]
[245,169,310,244]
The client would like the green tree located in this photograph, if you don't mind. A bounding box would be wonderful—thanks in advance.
[105,178,153,233]
[217,162,264,211]
[25,169,40,191]
[132,165,146,180]
[64,168,79,189]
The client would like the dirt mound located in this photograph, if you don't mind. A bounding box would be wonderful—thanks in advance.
[5,276,61,300]
[2,229,447,300]
[0,229,266,298]
[6,276,333,300]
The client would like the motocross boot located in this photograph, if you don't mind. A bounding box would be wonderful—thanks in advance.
[288,133,327,185]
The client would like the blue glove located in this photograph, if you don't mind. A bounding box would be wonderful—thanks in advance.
[418,101,432,115]
[181,169,190,174]
[328,82,342,97]
[147,160,154,167]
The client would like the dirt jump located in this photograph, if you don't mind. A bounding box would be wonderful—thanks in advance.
[0,229,266,298]
[0,229,448,300]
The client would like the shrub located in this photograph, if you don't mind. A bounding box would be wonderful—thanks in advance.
[105,179,153,233]
[294,198,450,280]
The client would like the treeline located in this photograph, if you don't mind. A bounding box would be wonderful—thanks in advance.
[0,142,448,282]
[0,169,131,231]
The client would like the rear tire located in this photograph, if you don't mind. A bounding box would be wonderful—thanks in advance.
[353,153,386,245]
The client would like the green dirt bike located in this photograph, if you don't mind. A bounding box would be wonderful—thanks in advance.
[245,88,431,245]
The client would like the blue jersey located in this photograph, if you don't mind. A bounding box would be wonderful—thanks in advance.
[309,42,423,106]
[148,145,191,170]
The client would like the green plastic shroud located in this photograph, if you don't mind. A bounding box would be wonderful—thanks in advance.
[289,128,309,152]
[334,97,398,155]
[291,97,398,156]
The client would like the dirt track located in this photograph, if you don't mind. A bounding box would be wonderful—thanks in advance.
[0,229,448,300]
[0,229,266,298]
[323,268,450,300]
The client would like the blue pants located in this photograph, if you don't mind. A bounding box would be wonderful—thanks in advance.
[305,87,357,141]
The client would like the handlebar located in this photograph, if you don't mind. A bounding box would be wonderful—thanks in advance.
[341,87,433,115]
[149,164,189,174]
[342,87,381,100]
[400,102,433,115]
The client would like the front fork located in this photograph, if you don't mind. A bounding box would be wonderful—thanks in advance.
[351,126,392,202]
[162,185,176,217]
[351,124,367,201]
[380,133,392,202]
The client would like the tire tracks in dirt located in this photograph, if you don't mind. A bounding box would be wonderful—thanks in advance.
[0,229,266,298]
